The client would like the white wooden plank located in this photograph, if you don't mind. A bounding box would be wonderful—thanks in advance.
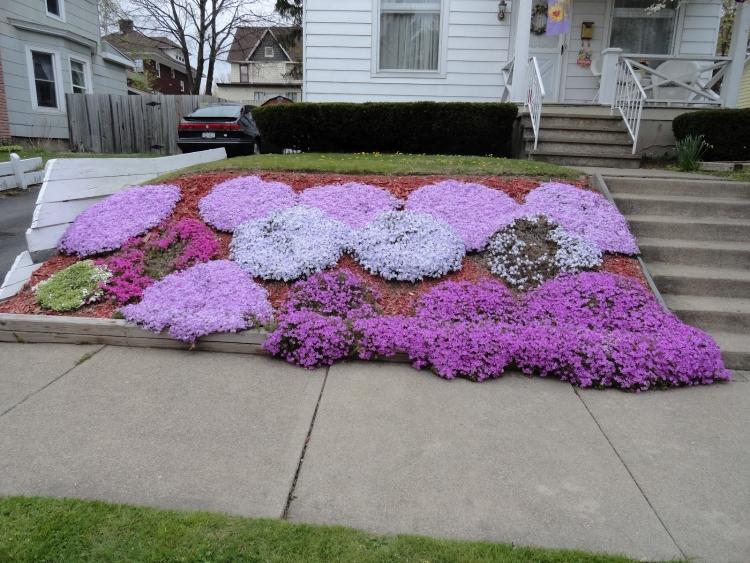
[38,175,158,204]
[0,155,42,176]
[2,262,41,286]
[0,280,27,300]
[26,224,68,254]
[0,170,45,191]
[31,198,102,229]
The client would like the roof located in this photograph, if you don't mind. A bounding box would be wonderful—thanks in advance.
[227,26,302,63]
[104,29,181,55]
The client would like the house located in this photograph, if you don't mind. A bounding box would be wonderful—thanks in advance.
[0,0,132,142]
[215,26,302,106]
[104,20,193,95]
[739,48,750,109]
[302,0,750,163]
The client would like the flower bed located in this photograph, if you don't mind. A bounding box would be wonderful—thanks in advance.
[0,172,730,390]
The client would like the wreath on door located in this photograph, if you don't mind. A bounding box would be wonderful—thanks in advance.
[531,3,548,35]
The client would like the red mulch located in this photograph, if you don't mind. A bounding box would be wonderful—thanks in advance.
[0,172,644,319]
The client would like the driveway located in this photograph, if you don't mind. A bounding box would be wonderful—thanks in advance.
[1,342,748,562]
[0,186,39,280]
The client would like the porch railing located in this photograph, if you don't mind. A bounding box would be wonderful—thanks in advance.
[526,56,545,151]
[612,58,646,154]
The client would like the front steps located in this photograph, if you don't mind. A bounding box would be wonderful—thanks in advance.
[605,175,750,371]
[521,109,640,169]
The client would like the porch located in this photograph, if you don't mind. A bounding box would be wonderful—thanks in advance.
[504,0,750,159]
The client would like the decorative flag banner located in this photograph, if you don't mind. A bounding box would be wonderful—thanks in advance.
[547,0,571,36]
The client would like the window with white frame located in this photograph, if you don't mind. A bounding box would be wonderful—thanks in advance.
[46,0,65,20]
[379,0,442,72]
[264,46,274,58]
[29,50,60,109]
[253,91,266,102]
[155,62,161,77]
[134,58,144,72]
[239,64,249,82]
[69,58,90,94]
[609,0,676,55]
[180,80,185,92]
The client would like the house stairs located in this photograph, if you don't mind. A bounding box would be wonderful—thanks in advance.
[521,105,640,169]
[604,175,750,372]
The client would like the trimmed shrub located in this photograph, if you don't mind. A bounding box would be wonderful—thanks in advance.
[252,102,518,156]
[673,109,750,161]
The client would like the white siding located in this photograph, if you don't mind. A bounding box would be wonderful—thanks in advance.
[677,1,722,55]
[304,0,511,102]
[739,61,750,109]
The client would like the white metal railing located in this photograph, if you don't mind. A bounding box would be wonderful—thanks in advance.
[526,56,545,151]
[612,58,647,154]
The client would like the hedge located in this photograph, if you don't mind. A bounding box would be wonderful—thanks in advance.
[252,102,518,157]
[673,109,750,162]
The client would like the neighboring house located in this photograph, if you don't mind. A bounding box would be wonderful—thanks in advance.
[215,26,302,106]
[303,0,747,108]
[739,50,750,109]
[0,0,132,141]
[105,20,193,95]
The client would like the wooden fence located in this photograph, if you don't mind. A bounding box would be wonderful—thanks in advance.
[66,94,226,155]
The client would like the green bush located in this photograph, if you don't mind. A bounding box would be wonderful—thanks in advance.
[673,109,750,161]
[34,260,111,312]
[252,102,518,157]
[675,134,710,171]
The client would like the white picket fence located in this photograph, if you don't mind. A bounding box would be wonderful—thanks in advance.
[0,153,44,192]
[0,148,227,300]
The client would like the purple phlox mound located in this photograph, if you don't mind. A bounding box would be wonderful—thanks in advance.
[523,182,639,255]
[351,210,465,282]
[121,260,273,342]
[415,280,517,324]
[198,175,297,231]
[299,182,401,228]
[406,180,523,251]
[58,184,181,256]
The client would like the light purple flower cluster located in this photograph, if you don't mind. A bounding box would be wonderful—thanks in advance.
[198,175,297,231]
[231,206,351,281]
[351,210,465,281]
[58,184,181,256]
[523,183,639,255]
[299,183,400,228]
[264,270,380,368]
[121,260,273,342]
[406,180,522,251]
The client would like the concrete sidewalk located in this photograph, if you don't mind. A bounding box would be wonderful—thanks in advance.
[0,342,748,562]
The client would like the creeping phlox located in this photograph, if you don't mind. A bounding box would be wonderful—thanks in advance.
[121,260,273,342]
[299,182,401,228]
[198,175,297,232]
[34,260,112,312]
[58,184,181,257]
[351,210,466,282]
[231,205,352,281]
[406,180,523,251]
[485,216,602,290]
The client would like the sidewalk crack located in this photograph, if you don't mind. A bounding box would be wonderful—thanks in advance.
[282,365,329,519]
[574,387,688,561]
[0,345,107,419]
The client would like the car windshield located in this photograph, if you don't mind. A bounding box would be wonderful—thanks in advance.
[188,106,241,118]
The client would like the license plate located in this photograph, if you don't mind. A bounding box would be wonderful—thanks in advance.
[201,132,216,139]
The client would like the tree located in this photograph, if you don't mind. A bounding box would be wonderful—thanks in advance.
[98,0,127,35]
[128,0,265,94]
[274,0,303,26]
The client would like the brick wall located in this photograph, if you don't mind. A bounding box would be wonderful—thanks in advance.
[0,50,11,140]
[141,59,191,94]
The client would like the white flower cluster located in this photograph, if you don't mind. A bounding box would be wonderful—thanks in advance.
[351,210,465,282]
[486,215,602,290]
[231,205,352,281]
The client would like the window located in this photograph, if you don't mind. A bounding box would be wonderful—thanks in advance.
[180,80,185,92]
[69,58,90,94]
[29,50,60,109]
[46,0,64,20]
[264,46,274,58]
[286,91,299,101]
[134,58,144,72]
[609,0,676,55]
[379,0,442,72]
[239,64,249,83]
[253,91,266,102]
[171,66,175,79]
[155,62,161,77]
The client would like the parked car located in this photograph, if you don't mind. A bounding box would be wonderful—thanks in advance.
[177,105,260,156]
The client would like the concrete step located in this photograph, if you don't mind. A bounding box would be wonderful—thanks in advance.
[614,193,750,219]
[627,215,750,242]
[649,263,750,298]
[664,294,750,333]
[524,140,634,156]
[524,127,632,144]
[529,151,640,169]
[604,176,750,200]
[711,332,750,371]
[526,114,628,131]
[638,239,750,269]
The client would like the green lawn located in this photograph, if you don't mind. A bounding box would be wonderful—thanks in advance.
[0,496,640,563]
[159,152,581,180]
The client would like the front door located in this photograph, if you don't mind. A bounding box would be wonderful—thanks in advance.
[528,0,567,102]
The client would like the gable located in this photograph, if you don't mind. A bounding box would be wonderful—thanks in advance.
[248,31,290,62]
